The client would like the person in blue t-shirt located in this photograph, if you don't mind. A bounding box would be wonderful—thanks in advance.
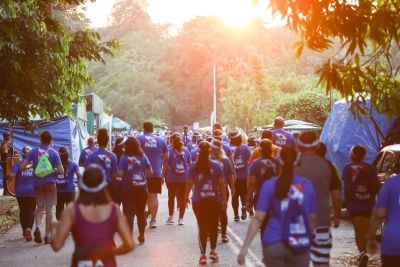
[210,138,235,243]
[9,146,35,242]
[247,139,279,213]
[119,137,153,245]
[190,138,204,164]
[229,131,251,222]
[137,122,169,229]
[86,128,119,203]
[164,136,191,226]
[182,125,191,146]
[78,137,98,167]
[271,117,295,147]
[186,131,201,152]
[56,147,81,220]
[343,145,379,266]
[238,145,317,267]
[186,141,227,265]
[20,131,64,244]
[368,164,400,267]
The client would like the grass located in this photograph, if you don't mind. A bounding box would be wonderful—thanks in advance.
[0,197,19,235]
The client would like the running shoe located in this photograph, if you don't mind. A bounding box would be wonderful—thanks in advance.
[150,220,157,229]
[138,235,145,245]
[44,235,51,244]
[166,216,174,225]
[241,207,247,220]
[199,254,207,265]
[359,252,368,267]
[178,218,184,226]
[221,235,229,243]
[234,216,240,222]
[209,250,220,262]
[25,229,32,242]
[34,228,42,244]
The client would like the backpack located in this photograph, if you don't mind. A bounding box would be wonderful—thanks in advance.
[233,146,246,171]
[257,158,278,192]
[350,164,374,204]
[174,151,187,174]
[34,149,53,178]
[282,192,312,254]
[197,170,218,201]
[127,156,145,186]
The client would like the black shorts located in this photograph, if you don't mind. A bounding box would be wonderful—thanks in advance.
[147,177,162,194]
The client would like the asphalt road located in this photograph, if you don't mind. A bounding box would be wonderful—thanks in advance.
[0,186,379,267]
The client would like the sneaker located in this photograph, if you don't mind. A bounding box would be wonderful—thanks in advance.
[199,254,207,265]
[166,216,174,225]
[138,235,145,245]
[44,235,51,244]
[25,229,32,242]
[34,228,42,244]
[241,207,248,220]
[234,216,240,222]
[178,218,184,226]
[150,220,157,229]
[359,252,369,267]
[209,250,219,262]
[221,235,229,243]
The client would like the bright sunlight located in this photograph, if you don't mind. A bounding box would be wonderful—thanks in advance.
[215,0,258,27]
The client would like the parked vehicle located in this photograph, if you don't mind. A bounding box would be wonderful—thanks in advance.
[373,144,400,188]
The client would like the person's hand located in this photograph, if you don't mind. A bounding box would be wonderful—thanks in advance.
[237,249,247,265]
[26,164,33,169]
[367,239,379,255]
[331,214,340,228]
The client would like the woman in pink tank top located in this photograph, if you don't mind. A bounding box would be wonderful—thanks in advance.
[51,165,134,267]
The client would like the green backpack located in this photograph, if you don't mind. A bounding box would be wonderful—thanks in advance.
[34,150,54,178]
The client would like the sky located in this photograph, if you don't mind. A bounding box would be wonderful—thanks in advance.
[84,0,278,28]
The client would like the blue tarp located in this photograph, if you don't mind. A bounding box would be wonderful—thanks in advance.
[320,99,395,175]
[0,116,90,164]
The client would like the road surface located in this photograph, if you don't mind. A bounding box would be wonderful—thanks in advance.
[0,186,379,266]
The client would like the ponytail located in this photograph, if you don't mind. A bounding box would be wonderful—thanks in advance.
[196,141,211,173]
[59,146,69,172]
[275,145,297,199]
[259,139,273,159]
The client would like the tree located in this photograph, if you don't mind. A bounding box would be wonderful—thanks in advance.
[0,0,118,123]
[263,0,400,118]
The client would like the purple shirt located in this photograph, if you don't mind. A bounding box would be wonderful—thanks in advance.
[230,144,251,179]
[57,161,79,193]
[137,134,168,178]
[249,156,279,193]
[79,145,98,166]
[12,161,35,197]
[257,175,317,246]
[26,145,62,187]
[119,154,151,187]
[166,147,191,183]
[272,129,295,147]
[86,149,118,184]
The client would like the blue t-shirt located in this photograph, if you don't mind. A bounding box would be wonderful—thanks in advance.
[249,156,279,193]
[211,156,233,183]
[188,160,224,203]
[186,142,198,152]
[12,161,35,197]
[376,174,400,256]
[190,147,198,163]
[343,162,378,214]
[166,147,191,183]
[230,144,251,179]
[256,175,317,246]
[26,145,62,187]
[272,129,295,147]
[79,145,98,166]
[119,154,151,187]
[57,161,79,193]
[86,148,118,184]
[137,134,168,178]
[222,143,232,158]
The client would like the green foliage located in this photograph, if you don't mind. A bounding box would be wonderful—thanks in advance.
[262,0,400,119]
[0,0,118,123]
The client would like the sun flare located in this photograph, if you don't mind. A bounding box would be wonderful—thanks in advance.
[215,0,258,27]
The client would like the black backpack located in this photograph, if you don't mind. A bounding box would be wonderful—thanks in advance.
[350,164,374,204]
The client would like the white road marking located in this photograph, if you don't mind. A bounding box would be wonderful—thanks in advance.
[227,226,264,266]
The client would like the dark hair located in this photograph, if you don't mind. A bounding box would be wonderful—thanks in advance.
[274,117,285,129]
[192,132,201,142]
[213,129,223,137]
[40,131,53,145]
[213,123,222,130]
[259,139,273,158]
[261,130,273,140]
[206,136,213,142]
[59,146,69,171]
[22,146,31,159]
[143,122,154,133]
[315,142,327,158]
[350,145,367,162]
[97,128,109,147]
[112,137,124,161]
[77,165,112,205]
[275,145,297,199]
[196,138,205,145]
[124,137,143,157]
[196,141,211,173]
[173,136,184,151]
[87,137,95,146]
[169,132,181,146]
[229,131,242,147]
